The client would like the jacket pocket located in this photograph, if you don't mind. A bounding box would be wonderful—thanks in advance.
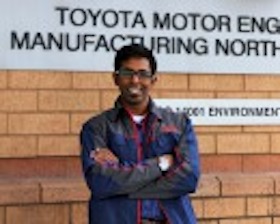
[109,134,136,162]
[155,133,177,154]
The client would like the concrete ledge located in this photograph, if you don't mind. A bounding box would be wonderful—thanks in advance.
[0,173,280,224]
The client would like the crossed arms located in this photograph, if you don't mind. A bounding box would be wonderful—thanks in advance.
[80,118,200,200]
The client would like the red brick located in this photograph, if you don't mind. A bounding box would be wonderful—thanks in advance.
[243,155,280,172]
[0,157,81,178]
[201,155,242,173]
[35,157,82,178]
[6,204,69,224]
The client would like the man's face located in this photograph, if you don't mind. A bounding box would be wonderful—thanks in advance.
[114,57,157,108]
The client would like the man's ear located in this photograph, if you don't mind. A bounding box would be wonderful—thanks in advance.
[112,72,119,86]
[151,75,158,85]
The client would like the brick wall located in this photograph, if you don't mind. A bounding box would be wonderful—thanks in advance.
[1,70,280,222]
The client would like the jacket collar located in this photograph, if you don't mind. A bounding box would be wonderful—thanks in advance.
[107,96,163,121]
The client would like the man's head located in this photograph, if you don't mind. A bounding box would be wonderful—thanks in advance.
[113,44,158,114]
[114,44,157,75]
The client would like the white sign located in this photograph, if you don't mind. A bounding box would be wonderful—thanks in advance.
[1,0,280,74]
[155,99,280,126]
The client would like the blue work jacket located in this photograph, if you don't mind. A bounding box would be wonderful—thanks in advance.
[80,98,200,224]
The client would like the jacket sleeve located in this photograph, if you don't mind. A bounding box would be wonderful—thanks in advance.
[80,122,162,199]
[129,118,200,199]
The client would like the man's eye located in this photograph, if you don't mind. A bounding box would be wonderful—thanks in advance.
[119,69,134,76]
[139,71,152,77]
[123,70,134,76]
[117,68,152,78]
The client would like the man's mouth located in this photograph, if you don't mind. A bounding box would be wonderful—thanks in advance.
[127,87,141,95]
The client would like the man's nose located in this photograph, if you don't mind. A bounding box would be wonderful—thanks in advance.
[130,73,141,83]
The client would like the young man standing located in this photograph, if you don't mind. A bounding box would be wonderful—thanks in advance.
[80,44,200,224]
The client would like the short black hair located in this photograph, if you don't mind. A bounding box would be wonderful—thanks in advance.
[114,44,157,75]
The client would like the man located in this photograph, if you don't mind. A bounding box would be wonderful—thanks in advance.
[80,44,200,224]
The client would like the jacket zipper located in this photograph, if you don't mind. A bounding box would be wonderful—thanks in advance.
[126,110,143,224]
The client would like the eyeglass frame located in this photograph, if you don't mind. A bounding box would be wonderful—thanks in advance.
[115,67,154,80]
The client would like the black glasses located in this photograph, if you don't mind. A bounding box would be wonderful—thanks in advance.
[115,68,153,80]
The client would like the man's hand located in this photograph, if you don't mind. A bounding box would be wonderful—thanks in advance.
[158,154,174,172]
[90,148,119,165]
